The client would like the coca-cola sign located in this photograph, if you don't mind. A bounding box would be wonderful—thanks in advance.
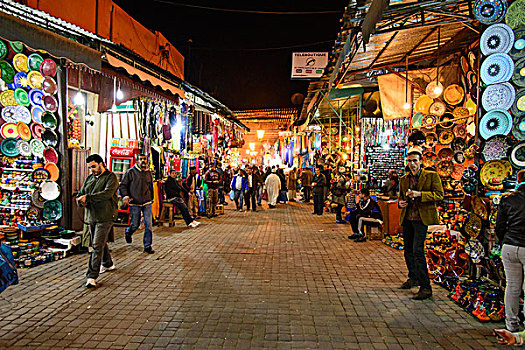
[110,147,134,157]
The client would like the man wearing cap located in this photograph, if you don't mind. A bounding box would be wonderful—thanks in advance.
[119,153,155,254]
[164,170,200,228]
[398,148,444,300]
[77,154,119,288]
[204,163,221,218]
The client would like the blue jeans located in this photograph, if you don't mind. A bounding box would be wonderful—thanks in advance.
[257,185,263,205]
[126,204,153,249]
[167,198,193,225]
[402,219,430,289]
[233,189,244,209]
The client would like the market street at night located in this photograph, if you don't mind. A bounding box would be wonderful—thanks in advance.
[0,203,497,349]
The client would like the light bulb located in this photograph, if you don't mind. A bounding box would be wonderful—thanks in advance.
[433,86,443,95]
[116,88,124,100]
[111,104,118,112]
[74,91,85,106]
[403,102,411,110]
[356,126,360,132]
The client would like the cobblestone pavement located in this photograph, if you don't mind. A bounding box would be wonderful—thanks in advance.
[0,201,500,349]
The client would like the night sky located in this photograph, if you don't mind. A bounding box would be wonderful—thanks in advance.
[113,0,347,109]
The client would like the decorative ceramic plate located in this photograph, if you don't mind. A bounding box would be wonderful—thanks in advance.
[509,141,525,168]
[479,109,513,139]
[426,81,444,99]
[30,168,50,183]
[482,82,516,111]
[29,138,45,157]
[439,113,455,128]
[31,105,44,123]
[40,180,60,200]
[423,151,438,167]
[415,95,434,114]
[474,0,507,25]
[16,139,31,157]
[27,71,43,89]
[472,196,489,220]
[510,27,525,59]
[411,112,424,128]
[31,123,44,140]
[17,122,31,141]
[438,147,454,161]
[27,54,43,72]
[505,0,525,29]
[481,23,515,55]
[429,101,447,116]
[436,160,454,177]
[465,214,482,240]
[40,59,57,77]
[512,57,525,87]
[425,132,438,148]
[12,53,28,72]
[480,160,513,185]
[481,53,515,84]
[28,88,44,107]
[453,123,468,138]
[0,138,19,157]
[444,84,465,105]
[0,60,15,84]
[41,112,57,129]
[451,163,465,180]
[481,135,510,161]
[31,188,46,208]
[14,88,30,106]
[43,147,58,164]
[1,123,18,138]
[0,90,17,107]
[43,199,62,221]
[438,130,454,144]
[422,114,438,128]
[44,163,60,182]
[41,129,58,147]
[42,76,57,95]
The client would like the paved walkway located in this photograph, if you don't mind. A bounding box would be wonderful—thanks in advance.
[0,201,500,349]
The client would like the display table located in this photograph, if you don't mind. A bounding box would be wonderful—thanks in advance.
[378,198,402,235]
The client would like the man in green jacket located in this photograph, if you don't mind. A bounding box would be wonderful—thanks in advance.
[398,148,444,300]
[77,154,119,288]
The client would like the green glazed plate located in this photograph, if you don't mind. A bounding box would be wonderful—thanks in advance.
[27,53,43,71]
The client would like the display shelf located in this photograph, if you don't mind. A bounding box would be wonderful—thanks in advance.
[0,205,31,210]
[2,168,34,172]
[1,186,34,192]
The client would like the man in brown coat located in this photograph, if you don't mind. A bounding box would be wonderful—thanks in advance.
[300,167,314,203]
[398,148,443,300]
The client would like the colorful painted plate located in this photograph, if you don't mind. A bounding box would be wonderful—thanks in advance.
[0,138,19,157]
[438,130,454,144]
[415,95,434,114]
[422,114,437,128]
[436,160,454,177]
[472,196,489,220]
[31,123,44,140]
[27,71,43,89]
[422,151,438,168]
[16,139,31,157]
[451,163,465,181]
[425,132,438,148]
[28,89,44,106]
[44,163,60,182]
[480,160,512,185]
[41,112,57,129]
[411,112,424,128]
[0,40,7,59]
[31,188,46,208]
[9,42,23,53]
[481,53,515,85]
[30,168,50,183]
[512,57,525,87]
[17,122,31,141]
[1,105,18,123]
[1,123,18,138]
[443,84,465,105]
[41,129,58,147]
[429,101,446,117]
[513,115,525,140]
[452,137,467,151]
[42,199,62,221]
[43,147,58,164]
[510,27,525,59]
[439,113,455,128]
[454,123,468,138]
[426,81,444,99]
[31,105,44,124]
[481,23,515,55]
[509,141,525,169]
[465,98,477,116]
[0,60,15,84]
[474,0,507,25]
[482,82,516,111]
[40,59,57,77]
[438,147,454,161]
[13,72,29,89]
[0,90,17,107]
[40,180,60,199]
[14,88,30,106]
[481,135,510,161]
[479,109,513,139]
[505,0,525,29]
[42,95,58,112]
[12,53,28,72]
[465,215,482,240]
[27,54,44,72]
[29,138,45,157]
[42,76,57,95]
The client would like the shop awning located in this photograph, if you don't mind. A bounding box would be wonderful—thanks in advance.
[105,53,185,99]
[0,11,101,71]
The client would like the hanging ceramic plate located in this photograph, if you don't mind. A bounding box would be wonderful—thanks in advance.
[0,138,19,157]
[16,140,31,157]
[40,58,57,77]
[481,53,515,84]
[425,132,438,148]
[426,81,444,99]
[513,115,525,140]
[467,71,478,89]
[42,95,58,112]
[27,53,44,72]
[429,101,446,116]
[465,215,482,240]
[510,27,525,59]
[509,141,525,168]
[451,163,465,180]
[481,23,515,55]
[41,112,57,130]
[411,112,424,128]
[43,147,58,164]
[479,109,513,139]
[42,199,62,221]
[453,123,468,138]
[461,56,469,74]
[512,57,525,87]
[443,84,465,105]
[14,88,30,106]
[480,160,512,185]
[415,95,433,114]
[31,105,44,123]
[30,168,50,183]
[31,188,45,208]
[465,98,477,116]
[0,40,7,59]
[42,76,57,95]
[26,207,40,220]
[40,180,60,200]
[438,130,454,144]
[422,151,438,168]
[439,112,455,128]
[452,137,467,151]
[13,72,29,89]
[474,0,507,25]
[28,89,44,107]
[1,105,18,123]
[10,42,23,53]
[41,129,58,147]
[17,122,31,141]
[482,82,516,111]
[1,123,18,138]
[436,160,454,177]
[30,138,45,157]
[472,196,490,220]
[422,114,437,128]
[44,163,60,181]
[454,150,466,164]
[27,71,43,89]
[0,60,15,84]
[505,0,525,29]
[452,107,469,124]
[481,135,511,161]
[31,123,44,140]
[12,53,28,72]
[438,147,454,161]
[0,90,17,107]
[511,89,525,117]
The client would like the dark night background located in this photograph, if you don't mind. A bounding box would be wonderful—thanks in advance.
[113,0,347,109]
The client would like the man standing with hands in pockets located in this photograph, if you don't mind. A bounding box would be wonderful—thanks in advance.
[397,148,443,300]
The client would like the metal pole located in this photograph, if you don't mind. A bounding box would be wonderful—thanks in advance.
[57,61,71,228]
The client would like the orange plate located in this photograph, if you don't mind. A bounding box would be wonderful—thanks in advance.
[44,162,60,181]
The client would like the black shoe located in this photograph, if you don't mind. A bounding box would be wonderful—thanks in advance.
[317,213,323,216]
[336,220,346,224]
[355,236,367,242]
[348,233,359,239]
[269,204,275,208]
[290,199,296,202]
[144,247,155,254]
[399,279,419,290]
[125,233,132,244]
[412,288,432,300]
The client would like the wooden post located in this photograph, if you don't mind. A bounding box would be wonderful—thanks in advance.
[57,62,72,228]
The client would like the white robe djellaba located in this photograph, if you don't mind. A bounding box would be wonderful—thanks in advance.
[265,173,281,206]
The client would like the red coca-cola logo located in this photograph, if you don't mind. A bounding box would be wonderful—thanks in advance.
[110,147,134,157]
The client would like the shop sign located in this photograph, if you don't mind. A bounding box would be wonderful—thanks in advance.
[110,147,134,157]
[111,138,139,149]
[193,142,202,154]
[291,52,328,79]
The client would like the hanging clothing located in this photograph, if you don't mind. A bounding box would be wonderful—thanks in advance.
[265,173,281,206]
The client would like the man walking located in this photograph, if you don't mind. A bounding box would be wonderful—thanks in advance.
[265,168,281,208]
[301,167,313,202]
[246,167,257,212]
[164,170,200,227]
[398,148,443,300]
[185,166,200,219]
[204,163,221,217]
[312,166,326,215]
[119,153,155,254]
[76,154,119,288]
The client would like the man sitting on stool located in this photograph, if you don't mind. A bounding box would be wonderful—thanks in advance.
[164,170,200,228]
[348,188,383,242]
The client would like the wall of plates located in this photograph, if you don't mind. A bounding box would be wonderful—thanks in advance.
[0,38,69,267]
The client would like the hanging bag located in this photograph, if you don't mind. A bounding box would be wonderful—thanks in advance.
[0,243,18,294]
